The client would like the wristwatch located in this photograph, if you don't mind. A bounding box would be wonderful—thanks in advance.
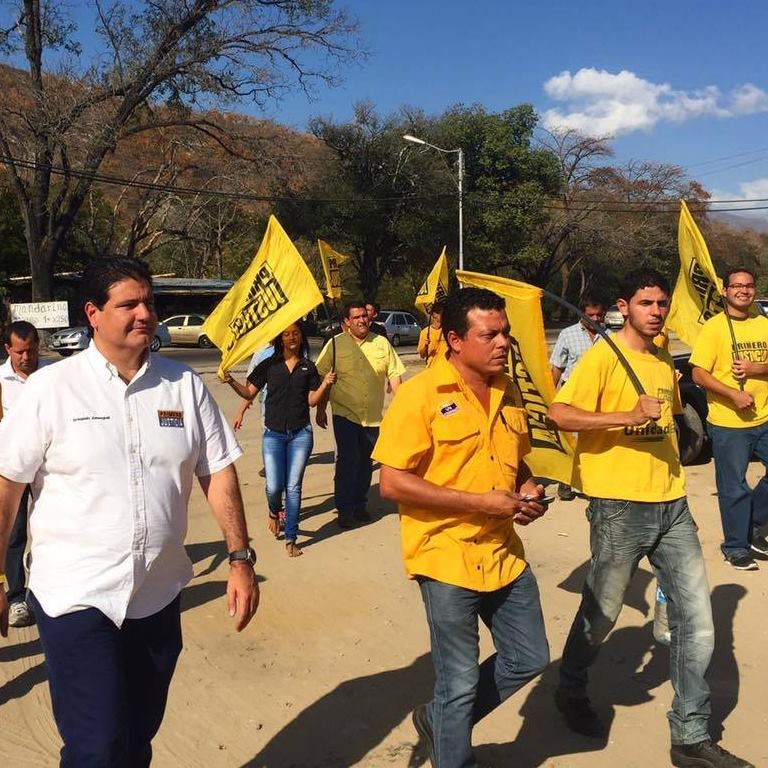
[228,547,257,566]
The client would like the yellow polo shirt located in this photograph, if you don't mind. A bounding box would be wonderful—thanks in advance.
[372,354,530,591]
[316,332,406,427]
[417,326,449,368]
[689,312,768,428]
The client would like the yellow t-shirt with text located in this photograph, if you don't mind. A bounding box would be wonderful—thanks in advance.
[553,339,685,502]
[689,312,768,428]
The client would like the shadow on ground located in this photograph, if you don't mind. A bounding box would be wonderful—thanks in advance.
[475,580,745,766]
[241,654,432,768]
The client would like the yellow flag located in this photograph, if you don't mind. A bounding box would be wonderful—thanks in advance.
[415,247,450,317]
[457,270,575,484]
[317,239,348,300]
[203,215,323,378]
[666,200,724,348]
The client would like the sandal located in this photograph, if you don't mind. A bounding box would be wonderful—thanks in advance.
[268,514,280,539]
[286,541,303,557]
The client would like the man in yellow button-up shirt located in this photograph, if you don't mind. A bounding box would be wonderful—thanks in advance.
[316,301,405,529]
[373,287,549,768]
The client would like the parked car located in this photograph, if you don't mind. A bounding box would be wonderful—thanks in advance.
[163,314,213,348]
[48,326,90,356]
[151,321,172,351]
[49,322,171,356]
[377,310,422,346]
[604,304,625,330]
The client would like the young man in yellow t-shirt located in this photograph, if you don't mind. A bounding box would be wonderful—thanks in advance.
[548,269,752,768]
[689,268,768,571]
[373,288,550,768]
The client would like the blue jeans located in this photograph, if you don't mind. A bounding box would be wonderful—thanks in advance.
[559,497,714,745]
[331,416,379,520]
[6,486,30,604]
[262,425,313,542]
[418,567,549,768]
[29,592,182,768]
[708,421,768,558]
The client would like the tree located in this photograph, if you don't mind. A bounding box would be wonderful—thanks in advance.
[276,102,453,301]
[0,1,360,299]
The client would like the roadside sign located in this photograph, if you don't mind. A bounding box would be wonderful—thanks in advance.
[10,301,70,329]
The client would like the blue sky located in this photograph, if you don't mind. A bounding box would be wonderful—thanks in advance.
[3,1,767,214]
[259,0,768,215]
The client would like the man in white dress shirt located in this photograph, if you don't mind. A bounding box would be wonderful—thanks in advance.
[0,320,50,627]
[0,258,259,767]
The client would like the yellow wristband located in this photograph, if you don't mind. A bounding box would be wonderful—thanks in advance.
[0,573,6,585]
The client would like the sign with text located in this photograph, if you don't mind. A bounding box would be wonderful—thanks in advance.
[11,301,70,329]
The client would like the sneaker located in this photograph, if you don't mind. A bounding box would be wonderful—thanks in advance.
[554,688,605,738]
[337,515,356,530]
[749,535,768,557]
[670,739,754,768]
[8,601,35,628]
[353,507,371,522]
[558,483,577,501]
[725,552,759,571]
[412,704,436,768]
[258,467,266,478]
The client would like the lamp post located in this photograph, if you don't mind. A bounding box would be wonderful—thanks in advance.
[403,134,464,272]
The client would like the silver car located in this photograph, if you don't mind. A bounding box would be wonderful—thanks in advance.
[604,304,625,330]
[377,310,422,347]
[49,322,171,356]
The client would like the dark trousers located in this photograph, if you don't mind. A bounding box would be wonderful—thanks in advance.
[6,486,30,604]
[332,415,379,519]
[29,592,183,768]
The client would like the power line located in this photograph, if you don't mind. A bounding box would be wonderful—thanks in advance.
[2,153,768,214]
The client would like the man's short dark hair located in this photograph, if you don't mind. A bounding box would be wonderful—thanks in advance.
[365,301,380,313]
[431,302,444,315]
[722,267,757,287]
[618,268,670,302]
[343,300,367,320]
[578,293,605,311]
[442,287,505,339]
[80,257,153,310]
[5,320,39,345]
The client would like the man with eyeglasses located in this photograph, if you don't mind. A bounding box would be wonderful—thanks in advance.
[690,268,768,571]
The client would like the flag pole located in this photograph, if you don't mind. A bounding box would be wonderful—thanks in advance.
[721,297,745,391]
[543,290,646,397]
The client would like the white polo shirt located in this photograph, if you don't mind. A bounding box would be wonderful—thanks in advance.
[0,355,51,414]
[0,343,242,626]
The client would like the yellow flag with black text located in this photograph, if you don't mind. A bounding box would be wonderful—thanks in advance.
[666,200,724,348]
[457,270,575,484]
[415,247,450,317]
[317,240,348,299]
[203,215,323,379]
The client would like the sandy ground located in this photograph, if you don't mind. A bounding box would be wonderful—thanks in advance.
[2,349,768,768]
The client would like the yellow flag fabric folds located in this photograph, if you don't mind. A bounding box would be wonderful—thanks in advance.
[203,215,323,379]
[666,201,724,348]
[317,239,348,299]
[457,270,575,484]
[415,247,450,317]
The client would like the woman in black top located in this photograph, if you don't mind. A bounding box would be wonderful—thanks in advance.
[225,323,335,556]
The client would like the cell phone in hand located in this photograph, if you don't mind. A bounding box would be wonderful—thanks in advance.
[522,494,557,505]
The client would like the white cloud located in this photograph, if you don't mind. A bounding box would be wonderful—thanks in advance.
[541,68,768,136]
[711,178,768,219]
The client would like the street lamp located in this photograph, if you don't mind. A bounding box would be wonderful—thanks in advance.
[403,134,465,272]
